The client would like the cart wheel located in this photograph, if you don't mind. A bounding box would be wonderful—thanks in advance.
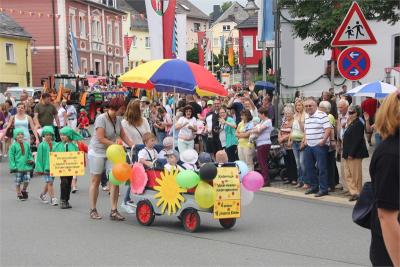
[219,218,236,229]
[136,200,155,226]
[182,209,200,233]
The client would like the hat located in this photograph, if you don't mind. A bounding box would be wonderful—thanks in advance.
[13,128,25,140]
[207,100,214,106]
[41,126,55,138]
[80,108,87,113]
[162,136,174,147]
[140,96,150,103]
[180,149,198,165]
[165,150,179,159]
[59,126,83,141]
[198,152,212,165]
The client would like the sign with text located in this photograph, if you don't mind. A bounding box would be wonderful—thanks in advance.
[213,167,241,219]
[50,152,85,177]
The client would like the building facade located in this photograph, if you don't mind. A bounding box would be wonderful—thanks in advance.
[0,13,32,92]
[1,0,125,86]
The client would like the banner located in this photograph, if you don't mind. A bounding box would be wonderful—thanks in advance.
[162,0,177,59]
[69,30,80,73]
[50,152,85,177]
[197,31,206,66]
[213,167,241,219]
[257,0,274,42]
[124,36,134,57]
[176,13,187,60]
[145,0,164,59]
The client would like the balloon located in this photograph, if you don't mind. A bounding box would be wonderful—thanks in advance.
[130,163,148,194]
[176,170,200,189]
[112,162,131,182]
[106,144,126,164]
[109,172,123,186]
[242,171,264,192]
[195,181,216,209]
[199,163,218,181]
[240,184,254,206]
[235,160,249,181]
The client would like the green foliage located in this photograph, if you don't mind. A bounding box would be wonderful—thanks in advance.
[187,47,199,64]
[221,1,233,12]
[279,0,400,56]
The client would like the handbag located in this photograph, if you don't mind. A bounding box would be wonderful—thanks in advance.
[352,182,374,229]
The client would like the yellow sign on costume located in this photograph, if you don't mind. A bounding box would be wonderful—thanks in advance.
[50,152,85,177]
[213,167,241,219]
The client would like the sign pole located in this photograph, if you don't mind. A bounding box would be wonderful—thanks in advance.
[352,81,357,89]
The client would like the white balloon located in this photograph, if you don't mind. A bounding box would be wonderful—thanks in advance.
[240,184,254,206]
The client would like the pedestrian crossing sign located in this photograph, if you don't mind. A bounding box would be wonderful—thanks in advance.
[331,2,377,46]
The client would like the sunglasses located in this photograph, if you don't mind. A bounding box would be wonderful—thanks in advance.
[348,111,356,115]
[304,105,313,108]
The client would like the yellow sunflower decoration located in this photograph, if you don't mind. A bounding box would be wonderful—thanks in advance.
[154,168,187,215]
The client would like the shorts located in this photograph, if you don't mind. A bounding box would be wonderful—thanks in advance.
[15,172,31,185]
[194,135,200,145]
[43,175,55,183]
[88,154,113,175]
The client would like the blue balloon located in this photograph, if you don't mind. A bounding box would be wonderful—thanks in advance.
[235,160,249,181]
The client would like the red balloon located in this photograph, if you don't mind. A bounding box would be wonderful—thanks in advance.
[112,163,131,182]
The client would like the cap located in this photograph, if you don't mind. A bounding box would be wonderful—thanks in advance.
[198,152,212,165]
[140,96,149,103]
[207,100,214,106]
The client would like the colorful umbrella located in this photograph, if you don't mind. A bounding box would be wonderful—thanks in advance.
[345,81,397,98]
[254,81,275,92]
[119,59,227,96]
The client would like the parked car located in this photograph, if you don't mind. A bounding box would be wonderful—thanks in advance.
[5,87,42,103]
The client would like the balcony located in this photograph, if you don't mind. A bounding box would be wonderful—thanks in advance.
[92,42,104,52]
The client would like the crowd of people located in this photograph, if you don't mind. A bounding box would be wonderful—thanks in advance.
[0,85,398,266]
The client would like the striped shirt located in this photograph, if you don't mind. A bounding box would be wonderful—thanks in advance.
[304,110,332,147]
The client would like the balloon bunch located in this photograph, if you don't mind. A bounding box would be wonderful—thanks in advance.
[235,160,264,206]
[106,145,131,184]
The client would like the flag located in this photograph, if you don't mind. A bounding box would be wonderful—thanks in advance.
[162,0,176,59]
[258,0,274,42]
[69,29,80,73]
[175,13,186,60]
[228,47,234,67]
[197,31,206,66]
[124,36,134,57]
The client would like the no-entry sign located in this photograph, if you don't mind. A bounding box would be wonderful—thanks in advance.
[337,47,370,81]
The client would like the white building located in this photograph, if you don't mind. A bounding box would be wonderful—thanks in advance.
[280,9,400,98]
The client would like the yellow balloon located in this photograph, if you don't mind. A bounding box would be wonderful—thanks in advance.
[195,181,216,209]
[106,144,126,164]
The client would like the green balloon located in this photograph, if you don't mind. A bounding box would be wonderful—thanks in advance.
[176,170,200,189]
[109,172,123,186]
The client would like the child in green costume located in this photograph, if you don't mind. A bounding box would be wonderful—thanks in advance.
[35,126,58,206]
[8,128,34,201]
[53,126,83,209]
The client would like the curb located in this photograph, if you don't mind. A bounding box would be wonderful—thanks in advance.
[260,187,356,206]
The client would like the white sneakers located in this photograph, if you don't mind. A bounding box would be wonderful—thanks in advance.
[40,194,58,206]
[120,202,136,214]
[50,198,58,206]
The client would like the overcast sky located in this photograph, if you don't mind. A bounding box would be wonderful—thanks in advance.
[189,0,248,15]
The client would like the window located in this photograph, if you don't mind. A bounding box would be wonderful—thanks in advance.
[132,36,137,48]
[115,63,120,74]
[97,21,102,41]
[114,24,119,45]
[193,23,200,32]
[107,23,112,44]
[394,35,400,67]
[79,14,86,38]
[222,25,231,32]
[107,62,113,75]
[243,36,253,57]
[81,58,87,74]
[145,37,150,48]
[5,43,15,63]
[69,9,76,36]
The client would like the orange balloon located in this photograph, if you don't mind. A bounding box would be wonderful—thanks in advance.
[112,163,131,182]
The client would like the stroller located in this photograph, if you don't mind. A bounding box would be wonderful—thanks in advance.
[268,128,286,180]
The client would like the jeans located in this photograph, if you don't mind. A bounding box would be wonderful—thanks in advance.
[124,186,131,204]
[60,176,73,201]
[292,141,306,184]
[156,131,166,145]
[304,145,329,193]
[256,144,271,184]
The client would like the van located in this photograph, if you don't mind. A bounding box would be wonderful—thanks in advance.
[5,87,42,103]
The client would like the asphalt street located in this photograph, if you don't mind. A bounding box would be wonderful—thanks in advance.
[0,159,371,267]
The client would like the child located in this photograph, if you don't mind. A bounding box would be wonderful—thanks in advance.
[138,132,158,169]
[8,128,34,201]
[164,150,183,172]
[35,126,58,206]
[249,117,261,144]
[158,136,173,159]
[52,126,83,209]
[77,109,91,139]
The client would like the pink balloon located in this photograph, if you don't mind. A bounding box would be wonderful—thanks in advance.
[130,163,148,194]
[242,171,264,192]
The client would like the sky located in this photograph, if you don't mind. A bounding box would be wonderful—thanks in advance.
[189,0,248,15]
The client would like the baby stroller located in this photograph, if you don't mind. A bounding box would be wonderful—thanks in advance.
[268,128,286,180]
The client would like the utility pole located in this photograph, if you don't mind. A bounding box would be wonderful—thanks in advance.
[273,0,280,127]
[262,41,267,81]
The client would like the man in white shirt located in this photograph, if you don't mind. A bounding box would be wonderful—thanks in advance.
[302,97,332,197]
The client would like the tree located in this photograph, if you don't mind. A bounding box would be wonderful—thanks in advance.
[280,0,400,56]
[221,1,233,12]
[187,47,199,64]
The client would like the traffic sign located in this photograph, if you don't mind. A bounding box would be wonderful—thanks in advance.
[337,47,370,81]
[331,2,377,46]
